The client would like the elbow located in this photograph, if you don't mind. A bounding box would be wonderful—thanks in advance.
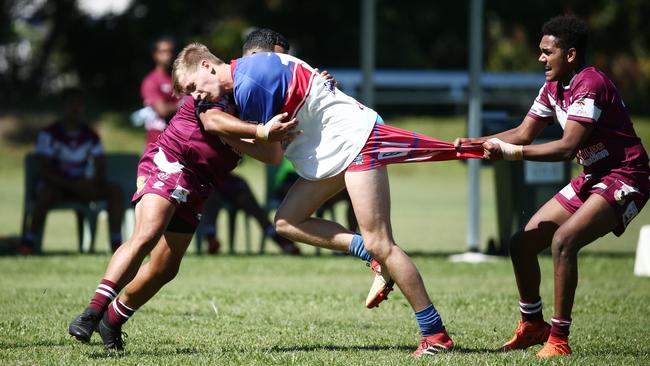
[203,121,223,135]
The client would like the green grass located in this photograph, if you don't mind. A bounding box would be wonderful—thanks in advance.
[1,254,649,365]
[1,113,650,364]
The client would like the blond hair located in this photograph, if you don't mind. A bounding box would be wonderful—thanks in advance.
[172,42,223,96]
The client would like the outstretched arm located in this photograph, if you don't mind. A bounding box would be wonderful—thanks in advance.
[485,120,592,161]
[454,115,547,148]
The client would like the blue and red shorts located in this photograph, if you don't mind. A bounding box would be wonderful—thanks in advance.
[346,123,483,172]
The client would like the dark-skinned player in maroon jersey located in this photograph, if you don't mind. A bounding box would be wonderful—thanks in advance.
[455,15,650,358]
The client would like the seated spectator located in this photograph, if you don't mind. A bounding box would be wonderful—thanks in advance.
[20,87,124,254]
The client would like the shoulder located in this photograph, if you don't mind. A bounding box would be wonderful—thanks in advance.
[572,67,610,95]
[235,53,291,78]
[173,96,198,119]
[38,121,62,139]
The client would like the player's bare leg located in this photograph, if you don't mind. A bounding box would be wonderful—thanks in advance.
[537,194,616,358]
[344,167,452,356]
[103,194,175,287]
[119,231,193,308]
[344,167,429,309]
[276,173,393,306]
[501,198,570,351]
[274,173,353,251]
[511,198,571,304]
[68,194,175,346]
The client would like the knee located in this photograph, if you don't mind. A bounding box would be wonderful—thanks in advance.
[551,230,578,259]
[153,263,180,284]
[363,238,392,261]
[508,231,526,258]
[273,214,292,238]
[128,229,161,254]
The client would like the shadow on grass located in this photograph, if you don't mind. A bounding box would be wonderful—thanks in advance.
[266,344,502,354]
[87,346,201,359]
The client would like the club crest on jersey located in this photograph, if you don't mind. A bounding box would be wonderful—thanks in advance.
[157,172,170,181]
[136,176,147,193]
[171,185,190,203]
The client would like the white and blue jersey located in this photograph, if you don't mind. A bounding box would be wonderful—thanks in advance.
[231,52,377,180]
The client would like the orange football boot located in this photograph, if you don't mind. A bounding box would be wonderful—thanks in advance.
[500,320,551,351]
[536,335,571,358]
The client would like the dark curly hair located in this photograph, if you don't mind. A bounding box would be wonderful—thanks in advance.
[542,15,588,64]
[242,28,290,54]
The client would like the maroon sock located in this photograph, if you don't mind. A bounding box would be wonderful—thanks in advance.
[519,298,544,322]
[88,279,120,313]
[550,317,571,338]
[106,298,136,328]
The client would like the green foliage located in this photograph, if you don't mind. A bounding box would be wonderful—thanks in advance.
[3,0,650,112]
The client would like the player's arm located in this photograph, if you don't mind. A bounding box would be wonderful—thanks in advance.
[199,108,299,142]
[221,137,284,165]
[484,120,592,161]
[454,115,547,147]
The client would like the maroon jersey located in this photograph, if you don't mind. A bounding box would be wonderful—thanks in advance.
[527,66,649,179]
[155,96,242,185]
[35,121,103,179]
[132,96,242,226]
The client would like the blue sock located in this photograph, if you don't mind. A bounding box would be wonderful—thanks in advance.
[348,234,373,262]
[415,304,443,336]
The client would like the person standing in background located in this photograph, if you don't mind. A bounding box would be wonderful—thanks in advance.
[140,36,181,144]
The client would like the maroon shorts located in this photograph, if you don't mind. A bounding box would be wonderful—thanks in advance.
[346,123,483,172]
[554,172,649,236]
[132,146,211,229]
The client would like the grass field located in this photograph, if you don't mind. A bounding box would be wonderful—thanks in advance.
[1,114,650,364]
